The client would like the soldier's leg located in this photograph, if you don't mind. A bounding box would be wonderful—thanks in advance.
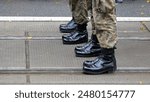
[73,0,89,24]
[94,0,117,48]
[62,0,89,44]
[59,0,78,33]
[83,0,118,74]
[75,10,102,57]
[74,0,102,57]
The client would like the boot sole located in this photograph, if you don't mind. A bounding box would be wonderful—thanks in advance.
[76,53,100,57]
[83,68,116,75]
[59,25,77,33]
[60,29,76,33]
[75,51,101,57]
[63,38,88,45]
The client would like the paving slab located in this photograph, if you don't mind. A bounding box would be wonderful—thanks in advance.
[0,22,64,37]
[29,39,150,71]
[30,72,150,84]
[117,22,147,32]
[0,22,148,37]
[0,31,24,37]
[29,40,92,70]
[0,74,26,84]
[28,21,149,39]
[0,40,26,70]
[118,32,150,38]
[0,72,150,84]
[0,22,25,36]
[0,22,58,34]
[116,39,150,68]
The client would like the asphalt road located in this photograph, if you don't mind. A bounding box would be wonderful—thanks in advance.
[0,0,149,17]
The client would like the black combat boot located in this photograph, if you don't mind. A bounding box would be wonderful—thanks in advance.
[62,23,88,44]
[59,18,77,33]
[83,48,117,74]
[75,35,101,57]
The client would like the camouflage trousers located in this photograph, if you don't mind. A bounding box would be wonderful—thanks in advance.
[69,0,118,48]
[69,0,90,24]
[92,0,118,48]
[68,0,95,34]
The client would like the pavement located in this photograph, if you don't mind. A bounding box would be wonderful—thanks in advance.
[0,21,150,84]
[0,0,149,17]
[0,0,150,84]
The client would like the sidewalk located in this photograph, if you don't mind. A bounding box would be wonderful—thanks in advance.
[0,21,150,72]
[0,21,150,84]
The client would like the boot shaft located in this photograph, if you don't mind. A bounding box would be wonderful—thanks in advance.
[77,23,87,32]
[91,35,99,43]
[101,48,115,56]
[102,48,117,70]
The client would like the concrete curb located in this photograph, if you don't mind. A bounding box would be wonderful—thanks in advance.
[0,67,150,74]
[0,36,150,40]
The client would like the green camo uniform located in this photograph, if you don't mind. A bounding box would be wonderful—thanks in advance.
[69,0,96,35]
[69,0,89,24]
[69,0,117,48]
[92,0,118,48]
